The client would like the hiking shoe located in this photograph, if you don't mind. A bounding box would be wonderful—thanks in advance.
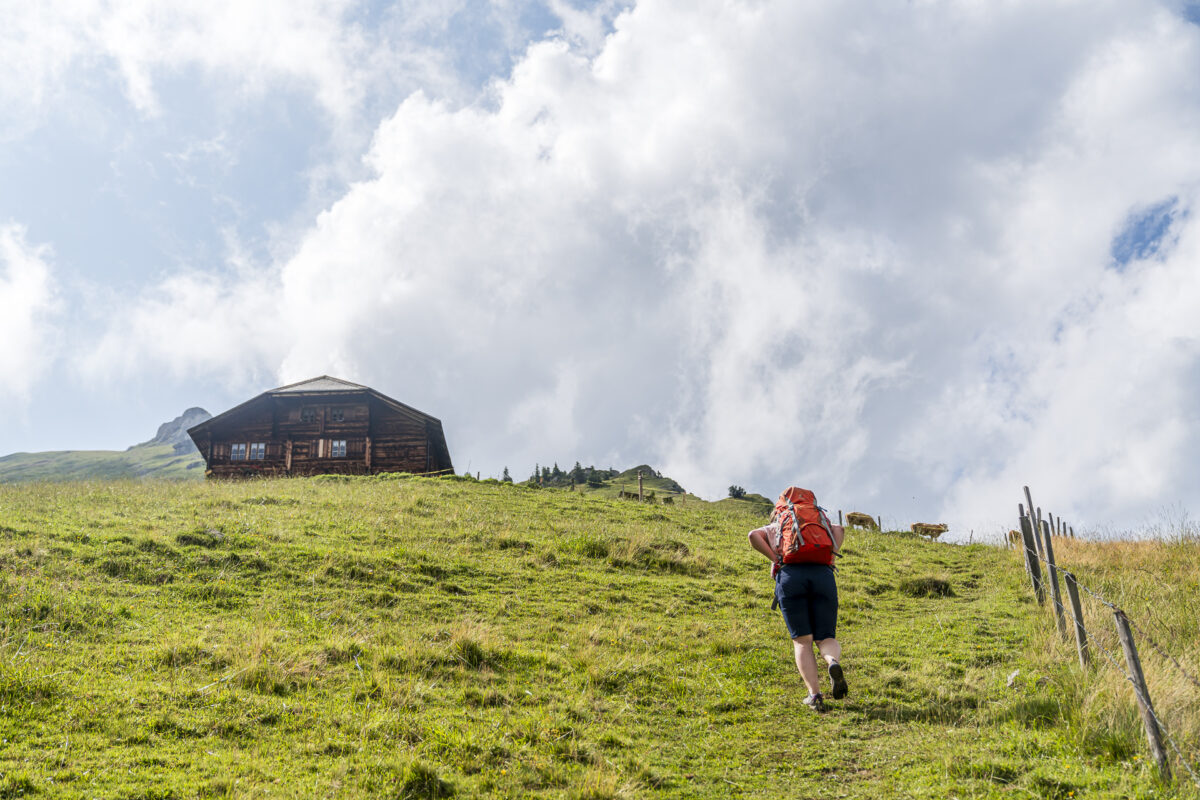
[802,692,827,713]
[828,661,848,700]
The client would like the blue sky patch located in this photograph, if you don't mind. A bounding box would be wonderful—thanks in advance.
[1110,196,1181,269]
[1184,3,1200,25]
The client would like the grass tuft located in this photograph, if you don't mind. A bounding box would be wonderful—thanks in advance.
[897,576,954,597]
[0,772,36,799]
[397,761,455,799]
[175,528,226,548]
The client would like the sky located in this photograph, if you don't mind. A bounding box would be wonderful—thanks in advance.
[3,0,1200,541]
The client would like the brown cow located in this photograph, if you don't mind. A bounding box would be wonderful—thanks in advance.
[845,512,878,530]
[911,522,949,540]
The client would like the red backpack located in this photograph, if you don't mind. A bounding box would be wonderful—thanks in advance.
[773,487,839,566]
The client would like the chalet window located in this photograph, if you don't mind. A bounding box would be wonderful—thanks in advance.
[249,442,266,460]
[330,408,345,422]
[230,443,247,461]
[331,439,347,458]
[301,408,316,423]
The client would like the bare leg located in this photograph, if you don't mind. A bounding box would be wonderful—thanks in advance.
[818,637,848,699]
[791,635,820,695]
[816,637,841,665]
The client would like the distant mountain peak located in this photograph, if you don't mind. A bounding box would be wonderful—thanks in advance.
[2,406,211,483]
[135,407,212,453]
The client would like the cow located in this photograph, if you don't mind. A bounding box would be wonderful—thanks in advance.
[1007,529,1022,549]
[845,512,878,530]
[911,522,949,540]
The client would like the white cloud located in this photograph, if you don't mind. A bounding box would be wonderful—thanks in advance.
[1,0,376,122]
[0,224,59,409]
[71,0,1200,537]
[80,269,281,391]
[0,0,607,134]
[547,0,632,53]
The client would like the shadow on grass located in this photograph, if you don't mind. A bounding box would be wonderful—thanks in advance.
[0,664,58,705]
[946,755,1024,784]
[857,693,981,724]
[989,696,1064,729]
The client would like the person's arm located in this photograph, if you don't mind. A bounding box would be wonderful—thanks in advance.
[748,524,779,561]
[830,523,845,551]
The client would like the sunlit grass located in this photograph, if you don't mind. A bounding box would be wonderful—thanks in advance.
[1020,534,1200,782]
[0,476,1195,798]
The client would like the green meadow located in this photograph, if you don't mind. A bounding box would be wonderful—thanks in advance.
[0,476,1196,799]
[0,444,203,483]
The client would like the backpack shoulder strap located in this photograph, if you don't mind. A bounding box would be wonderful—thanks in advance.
[816,506,841,557]
[787,499,804,547]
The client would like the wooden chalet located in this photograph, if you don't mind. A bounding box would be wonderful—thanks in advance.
[186,376,453,478]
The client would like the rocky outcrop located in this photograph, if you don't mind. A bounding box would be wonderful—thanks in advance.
[135,407,212,454]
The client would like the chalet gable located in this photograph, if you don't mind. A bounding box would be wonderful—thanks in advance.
[187,376,453,478]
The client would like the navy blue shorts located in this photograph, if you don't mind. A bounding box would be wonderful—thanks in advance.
[775,563,838,641]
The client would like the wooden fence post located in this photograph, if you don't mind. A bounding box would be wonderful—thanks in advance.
[1022,486,1039,552]
[1035,507,1047,560]
[876,515,882,531]
[838,510,843,526]
[1114,610,1172,783]
[638,470,643,502]
[1042,522,1067,638]
[1019,502,1031,563]
[1019,514,1045,605]
[1063,572,1090,668]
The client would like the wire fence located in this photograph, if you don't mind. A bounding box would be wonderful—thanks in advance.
[1066,575,1200,692]
[1015,486,1200,788]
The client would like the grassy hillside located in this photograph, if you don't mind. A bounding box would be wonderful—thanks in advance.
[0,443,204,483]
[538,465,773,514]
[0,477,1195,799]
[713,492,774,516]
[545,465,696,504]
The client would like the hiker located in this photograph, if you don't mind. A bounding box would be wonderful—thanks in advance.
[748,487,848,713]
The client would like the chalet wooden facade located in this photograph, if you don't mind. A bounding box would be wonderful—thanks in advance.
[186,376,453,478]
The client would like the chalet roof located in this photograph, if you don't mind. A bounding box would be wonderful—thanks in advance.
[270,376,368,394]
[187,375,444,435]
